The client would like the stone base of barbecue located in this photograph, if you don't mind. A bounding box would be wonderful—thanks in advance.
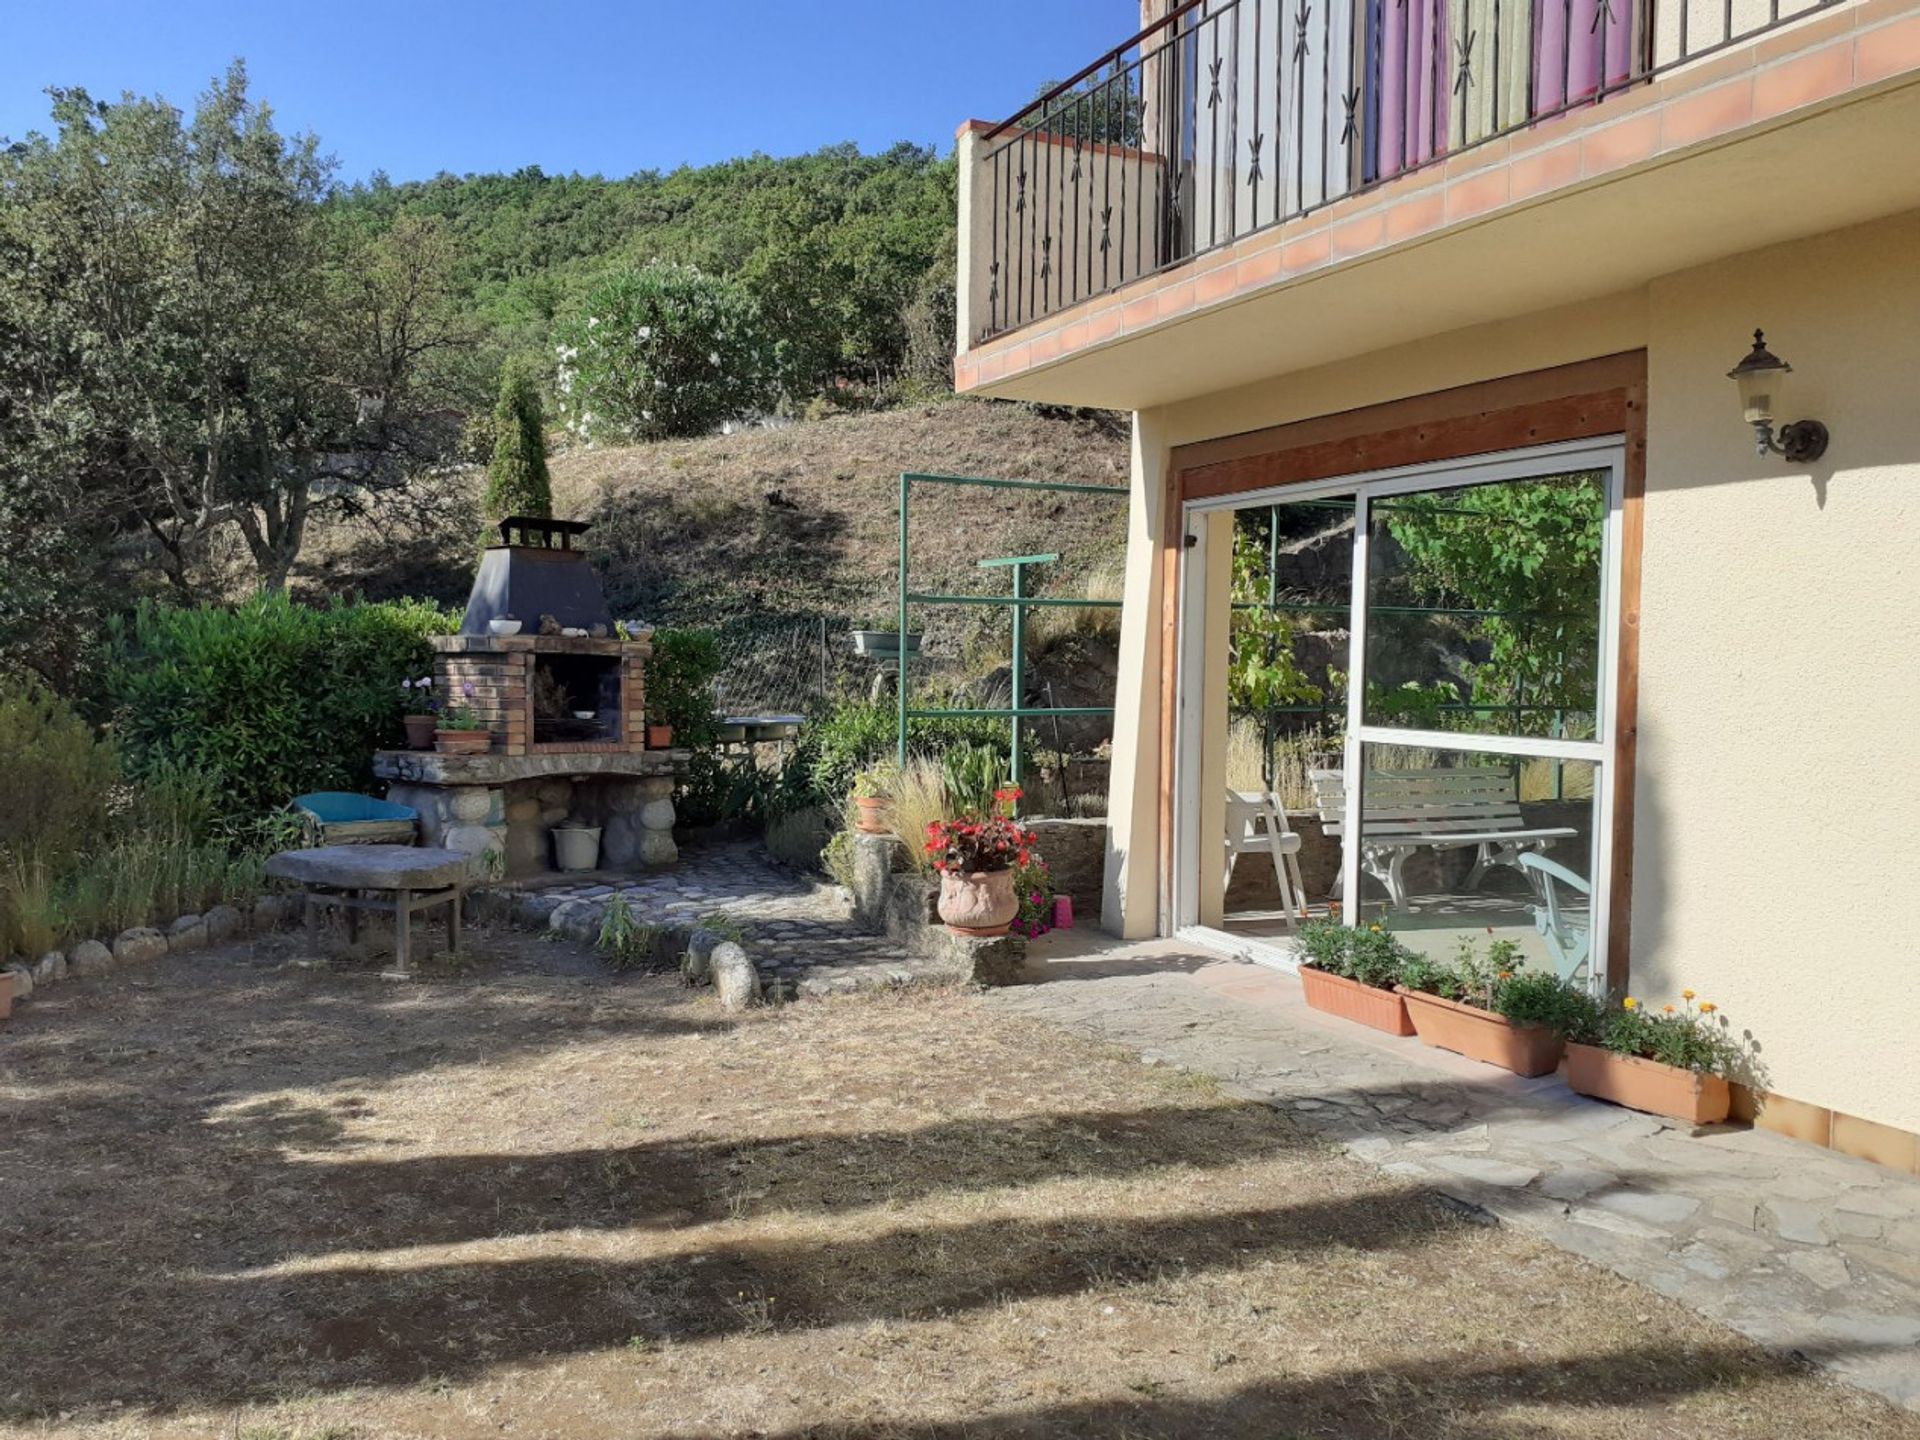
[376,750,683,878]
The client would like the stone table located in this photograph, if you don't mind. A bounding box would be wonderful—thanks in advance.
[265,845,472,978]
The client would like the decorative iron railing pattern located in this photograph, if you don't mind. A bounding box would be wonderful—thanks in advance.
[975,0,1842,342]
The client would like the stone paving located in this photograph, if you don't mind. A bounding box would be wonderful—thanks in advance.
[1000,934,1920,1414]
[499,842,954,999]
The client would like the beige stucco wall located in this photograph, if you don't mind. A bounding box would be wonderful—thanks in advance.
[1104,209,1920,1134]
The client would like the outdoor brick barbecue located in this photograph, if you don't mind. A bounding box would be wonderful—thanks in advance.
[373,515,683,878]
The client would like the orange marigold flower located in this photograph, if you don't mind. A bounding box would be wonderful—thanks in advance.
[1623,996,1639,1010]
[1682,988,1696,1000]
[1497,970,1513,981]
[1698,1001,1717,1013]
[1663,1004,1677,1014]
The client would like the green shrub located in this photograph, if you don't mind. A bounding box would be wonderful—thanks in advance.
[107,593,454,830]
[1596,995,1746,1075]
[1295,919,1351,973]
[1494,970,1600,1035]
[797,698,1008,810]
[645,628,722,748]
[481,363,553,528]
[0,681,119,861]
[553,262,774,442]
[941,741,1006,818]
[1296,919,1407,990]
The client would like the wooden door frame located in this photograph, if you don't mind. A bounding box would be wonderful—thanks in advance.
[1159,351,1646,989]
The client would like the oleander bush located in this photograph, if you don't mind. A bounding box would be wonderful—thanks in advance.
[107,593,454,829]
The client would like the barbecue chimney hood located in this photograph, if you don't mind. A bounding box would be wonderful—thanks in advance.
[460,516,613,637]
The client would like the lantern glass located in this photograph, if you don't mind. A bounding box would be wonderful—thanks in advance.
[1734,368,1777,426]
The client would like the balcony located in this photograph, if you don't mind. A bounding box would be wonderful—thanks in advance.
[955,0,1920,405]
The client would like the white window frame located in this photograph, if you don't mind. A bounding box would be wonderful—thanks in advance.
[1170,436,1626,987]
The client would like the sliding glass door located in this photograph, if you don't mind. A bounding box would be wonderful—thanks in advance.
[1175,439,1623,988]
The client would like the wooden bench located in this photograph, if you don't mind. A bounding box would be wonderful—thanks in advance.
[1309,767,1577,910]
[265,844,471,978]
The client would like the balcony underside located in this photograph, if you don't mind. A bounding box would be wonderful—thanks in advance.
[962,72,1920,411]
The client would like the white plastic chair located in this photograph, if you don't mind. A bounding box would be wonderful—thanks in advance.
[1224,789,1308,929]
[1518,851,1592,983]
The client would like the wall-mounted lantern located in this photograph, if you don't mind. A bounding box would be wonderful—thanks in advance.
[1728,330,1828,463]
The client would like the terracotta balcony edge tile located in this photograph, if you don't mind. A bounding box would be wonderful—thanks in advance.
[1581,111,1664,174]
[1855,11,1920,81]
[1753,41,1857,118]
[1660,76,1757,148]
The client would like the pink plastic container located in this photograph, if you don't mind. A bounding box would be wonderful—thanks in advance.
[1052,895,1075,930]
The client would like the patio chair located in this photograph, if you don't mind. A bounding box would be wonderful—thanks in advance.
[291,792,420,847]
[1518,851,1592,983]
[1224,789,1308,929]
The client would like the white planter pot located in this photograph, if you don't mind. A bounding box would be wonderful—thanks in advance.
[552,826,602,872]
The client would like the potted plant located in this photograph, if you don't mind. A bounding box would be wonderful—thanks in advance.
[400,675,439,750]
[488,613,523,638]
[435,681,491,755]
[850,767,893,834]
[644,628,722,753]
[1562,992,1739,1125]
[848,626,923,662]
[1296,920,1415,1036]
[924,791,1039,937]
[1395,938,1584,1077]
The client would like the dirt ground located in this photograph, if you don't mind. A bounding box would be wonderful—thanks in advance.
[2,928,1916,1440]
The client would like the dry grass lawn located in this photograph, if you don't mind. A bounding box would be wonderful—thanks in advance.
[2,931,1915,1439]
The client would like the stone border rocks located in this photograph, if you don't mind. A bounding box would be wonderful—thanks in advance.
[1,891,301,1014]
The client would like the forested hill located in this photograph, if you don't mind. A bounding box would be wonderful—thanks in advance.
[330,144,956,395]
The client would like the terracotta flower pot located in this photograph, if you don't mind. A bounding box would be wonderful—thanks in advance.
[403,713,438,750]
[1300,966,1415,1036]
[434,729,491,755]
[937,868,1018,936]
[1397,987,1565,1077]
[1565,1042,1731,1125]
[646,723,674,749]
[852,795,892,835]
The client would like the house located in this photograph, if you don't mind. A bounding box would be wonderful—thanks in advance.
[951,0,1920,1170]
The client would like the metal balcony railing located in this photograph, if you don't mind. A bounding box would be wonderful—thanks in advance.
[974,0,1843,342]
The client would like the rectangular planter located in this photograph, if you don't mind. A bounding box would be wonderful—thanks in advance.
[1397,987,1565,1077]
[1300,966,1415,1036]
[1566,1042,1732,1125]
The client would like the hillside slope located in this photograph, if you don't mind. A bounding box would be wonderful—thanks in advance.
[296,400,1132,702]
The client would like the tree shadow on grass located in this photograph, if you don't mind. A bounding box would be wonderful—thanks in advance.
[3,1189,1463,1416]
[636,1339,1884,1440]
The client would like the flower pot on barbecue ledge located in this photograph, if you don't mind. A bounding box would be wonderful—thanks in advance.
[403,714,438,750]
[1396,987,1565,1077]
[434,729,491,756]
[937,868,1018,937]
[1300,966,1415,1036]
[1565,1042,1732,1125]
[853,795,892,835]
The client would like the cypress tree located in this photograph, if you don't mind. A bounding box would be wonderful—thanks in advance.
[481,365,552,529]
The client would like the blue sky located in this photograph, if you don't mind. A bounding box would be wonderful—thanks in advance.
[0,1,1125,182]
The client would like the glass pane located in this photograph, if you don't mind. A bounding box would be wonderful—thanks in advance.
[1219,498,1353,936]
[1363,470,1607,740]
[1342,745,1599,980]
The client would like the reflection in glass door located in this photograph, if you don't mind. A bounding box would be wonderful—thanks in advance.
[1176,441,1622,989]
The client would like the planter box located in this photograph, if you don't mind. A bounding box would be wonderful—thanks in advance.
[1397,987,1565,1077]
[435,729,491,755]
[1566,1042,1732,1125]
[1300,966,1414,1036]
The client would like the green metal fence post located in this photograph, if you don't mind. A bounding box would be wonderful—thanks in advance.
[897,472,910,770]
[1011,558,1026,786]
